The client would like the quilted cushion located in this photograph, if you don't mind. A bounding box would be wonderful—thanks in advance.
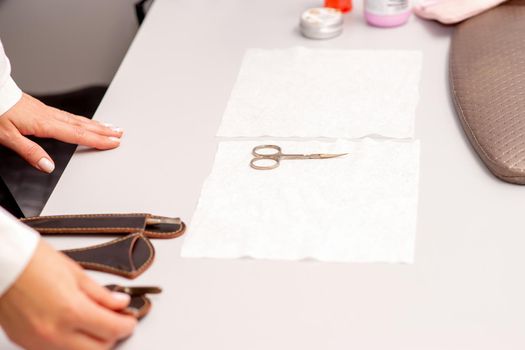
[450,0,525,184]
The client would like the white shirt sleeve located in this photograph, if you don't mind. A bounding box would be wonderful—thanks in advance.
[0,207,39,296]
[0,39,38,296]
[0,38,22,116]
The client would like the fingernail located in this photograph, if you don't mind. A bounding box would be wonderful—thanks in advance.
[111,126,123,133]
[37,158,55,173]
[100,122,113,127]
[109,136,121,143]
[112,292,131,303]
[126,307,140,318]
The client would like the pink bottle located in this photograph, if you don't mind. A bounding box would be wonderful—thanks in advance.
[364,0,411,28]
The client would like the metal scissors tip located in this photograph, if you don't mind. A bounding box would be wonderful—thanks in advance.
[319,153,348,159]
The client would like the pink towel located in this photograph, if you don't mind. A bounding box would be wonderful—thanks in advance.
[414,0,508,24]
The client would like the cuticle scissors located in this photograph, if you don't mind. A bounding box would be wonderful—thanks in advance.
[250,144,348,170]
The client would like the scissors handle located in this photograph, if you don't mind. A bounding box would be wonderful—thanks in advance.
[252,144,282,158]
[250,157,280,170]
[251,145,282,170]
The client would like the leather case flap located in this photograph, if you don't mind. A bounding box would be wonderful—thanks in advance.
[62,233,154,279]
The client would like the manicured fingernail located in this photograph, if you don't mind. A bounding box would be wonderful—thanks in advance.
[126,307,140,318]
[112,292,131,303]
[37,158,55,173]
[111,127,123,133]
[109,136,121,143]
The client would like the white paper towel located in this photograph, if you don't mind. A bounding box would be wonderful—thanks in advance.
[182,139,420,263]
[217,47,422,139]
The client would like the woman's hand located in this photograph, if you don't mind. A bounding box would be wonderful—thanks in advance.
[0,93,123,173]
[0,240,137,350]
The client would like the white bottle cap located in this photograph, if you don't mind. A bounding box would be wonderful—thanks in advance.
[300,7,344,40]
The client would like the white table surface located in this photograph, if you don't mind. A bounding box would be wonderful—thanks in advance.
[4,0,525,349]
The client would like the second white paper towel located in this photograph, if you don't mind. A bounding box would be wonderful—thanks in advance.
[217,47,422,139]
[182,139,420,263]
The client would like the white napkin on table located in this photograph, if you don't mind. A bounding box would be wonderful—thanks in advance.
[182,139,420,263]
[217,47,422,139]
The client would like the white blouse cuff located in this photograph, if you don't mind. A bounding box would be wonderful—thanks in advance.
[0,212,39,297]
[0,76,22,116]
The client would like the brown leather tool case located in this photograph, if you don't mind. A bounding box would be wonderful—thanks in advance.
[21,213,186,278]
[21,213,185,238]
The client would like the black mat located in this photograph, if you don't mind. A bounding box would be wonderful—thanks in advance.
[0,86,107,217]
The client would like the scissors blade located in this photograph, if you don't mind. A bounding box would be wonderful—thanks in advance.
[318,153,348,159]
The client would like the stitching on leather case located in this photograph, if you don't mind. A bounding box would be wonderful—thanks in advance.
[21,213,150,222]
[64,233,155,278]
[22,214,149,235]
[36,227,142,233]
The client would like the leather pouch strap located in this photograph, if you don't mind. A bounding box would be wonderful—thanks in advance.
[21,213,186,239]
[62,233,155,279]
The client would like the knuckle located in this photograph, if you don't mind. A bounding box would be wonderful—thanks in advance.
[0,121,20,141]
[33,322,58,345]
[58,299,81,323]
[35,120,52,137]
[23,143,40,160]
[105,324,122,340]
[63,114,73,124]
[77,272,90,286]
[73,126,86,140]
[0,129,16,145]
[71,262,85,275]
[0,123,10,139]
[75,115,89,123]
[64,113,82,126]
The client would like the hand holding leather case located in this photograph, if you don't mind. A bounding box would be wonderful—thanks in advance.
[21,213,185,238]
[62,233,154,279]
